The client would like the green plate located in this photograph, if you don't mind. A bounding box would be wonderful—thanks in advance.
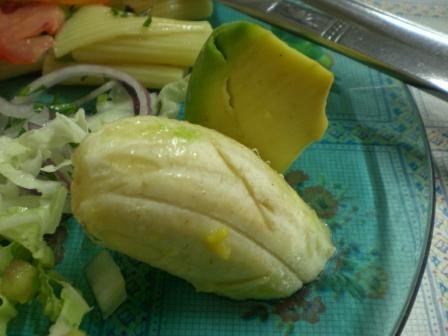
[2,3,434,336]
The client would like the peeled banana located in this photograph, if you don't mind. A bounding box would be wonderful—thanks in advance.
[71,116,334,300]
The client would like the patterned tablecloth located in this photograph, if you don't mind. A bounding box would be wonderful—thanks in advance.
[404,89,448,336]
[361,1,448,334]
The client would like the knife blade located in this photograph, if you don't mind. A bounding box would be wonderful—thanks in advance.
[219,0,448,101]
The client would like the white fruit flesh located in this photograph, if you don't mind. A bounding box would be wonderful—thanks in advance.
[71,116,334,300]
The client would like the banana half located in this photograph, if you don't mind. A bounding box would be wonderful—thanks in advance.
[71,116,335,300]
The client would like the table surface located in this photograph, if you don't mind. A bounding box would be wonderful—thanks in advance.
[360,1,448,334]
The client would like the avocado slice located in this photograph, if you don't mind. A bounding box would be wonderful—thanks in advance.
[185,21,334,172]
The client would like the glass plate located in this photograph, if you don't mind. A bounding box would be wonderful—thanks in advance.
[2,3,434,336]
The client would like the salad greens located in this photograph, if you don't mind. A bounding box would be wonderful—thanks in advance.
[0,287,17,336]
[0,112,87,265]
[46,275,90,336]
[0,73,189,334]
[85,251,127,319]
[0,111,89,335]
[157,75,190,119]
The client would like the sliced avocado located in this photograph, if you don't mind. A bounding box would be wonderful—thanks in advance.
[185,21,333,172]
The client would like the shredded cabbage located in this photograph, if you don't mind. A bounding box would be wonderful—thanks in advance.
[37,268,90,336]
[86,251,127,318]
[0,285,17,336]
[85,76,188,130]
[41,160,73,173]
[0,111,88,267]
[0,244,14,272]
[0,187,66,266]
[0,72,187,334]
[0,109,89,333]
[48,284,90,336]
[157,75,189,119]
[88,85,134,132]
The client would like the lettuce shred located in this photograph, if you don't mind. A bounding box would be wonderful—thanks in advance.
[0,76,187,334]
[0,111,88,334]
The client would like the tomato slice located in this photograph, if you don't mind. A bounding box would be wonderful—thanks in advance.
[0,3,65,64]
[0,35,54,64]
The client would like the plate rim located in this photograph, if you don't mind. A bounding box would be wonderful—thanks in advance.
[392,84,436,335]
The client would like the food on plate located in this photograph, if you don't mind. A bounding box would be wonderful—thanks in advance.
[0,2,64,64]
[0,290,15,335]
[185,21,334,172]
[4,0,213,19]
[0,1,213,82]
[115,0,213,19]
[0,59,194,333]
[0,1,336,332]
[48,5,211,88]
[45,276,91,336]
[43,55,187,88]
[0,111,90,334]
[85,251,127,318]
[0,59,43,80]
[54,5,212,58]
[71,116,335,300]
[147,0,213,19]
[71,31,211,68]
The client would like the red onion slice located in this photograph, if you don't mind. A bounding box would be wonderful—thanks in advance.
[12,65,152,116]
[72,80,117,108]
[0,96,39,119]
[0,97,51,132]
[44,158,71,189]
[26,121,43,130]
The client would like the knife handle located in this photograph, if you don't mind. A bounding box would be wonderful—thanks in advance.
[302,0,448,58]
[220,0,448,101]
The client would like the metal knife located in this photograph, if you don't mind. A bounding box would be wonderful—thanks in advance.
[219,0,448,101]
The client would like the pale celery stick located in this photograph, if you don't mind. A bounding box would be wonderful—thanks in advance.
[43,56,186,89]
[115,0,213,19]
[0,60,42,80]
[85,251,127,319]
[150,0,213,20]
[54,5,212,57]
[114,64,186,88]
[72,32,211,67]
